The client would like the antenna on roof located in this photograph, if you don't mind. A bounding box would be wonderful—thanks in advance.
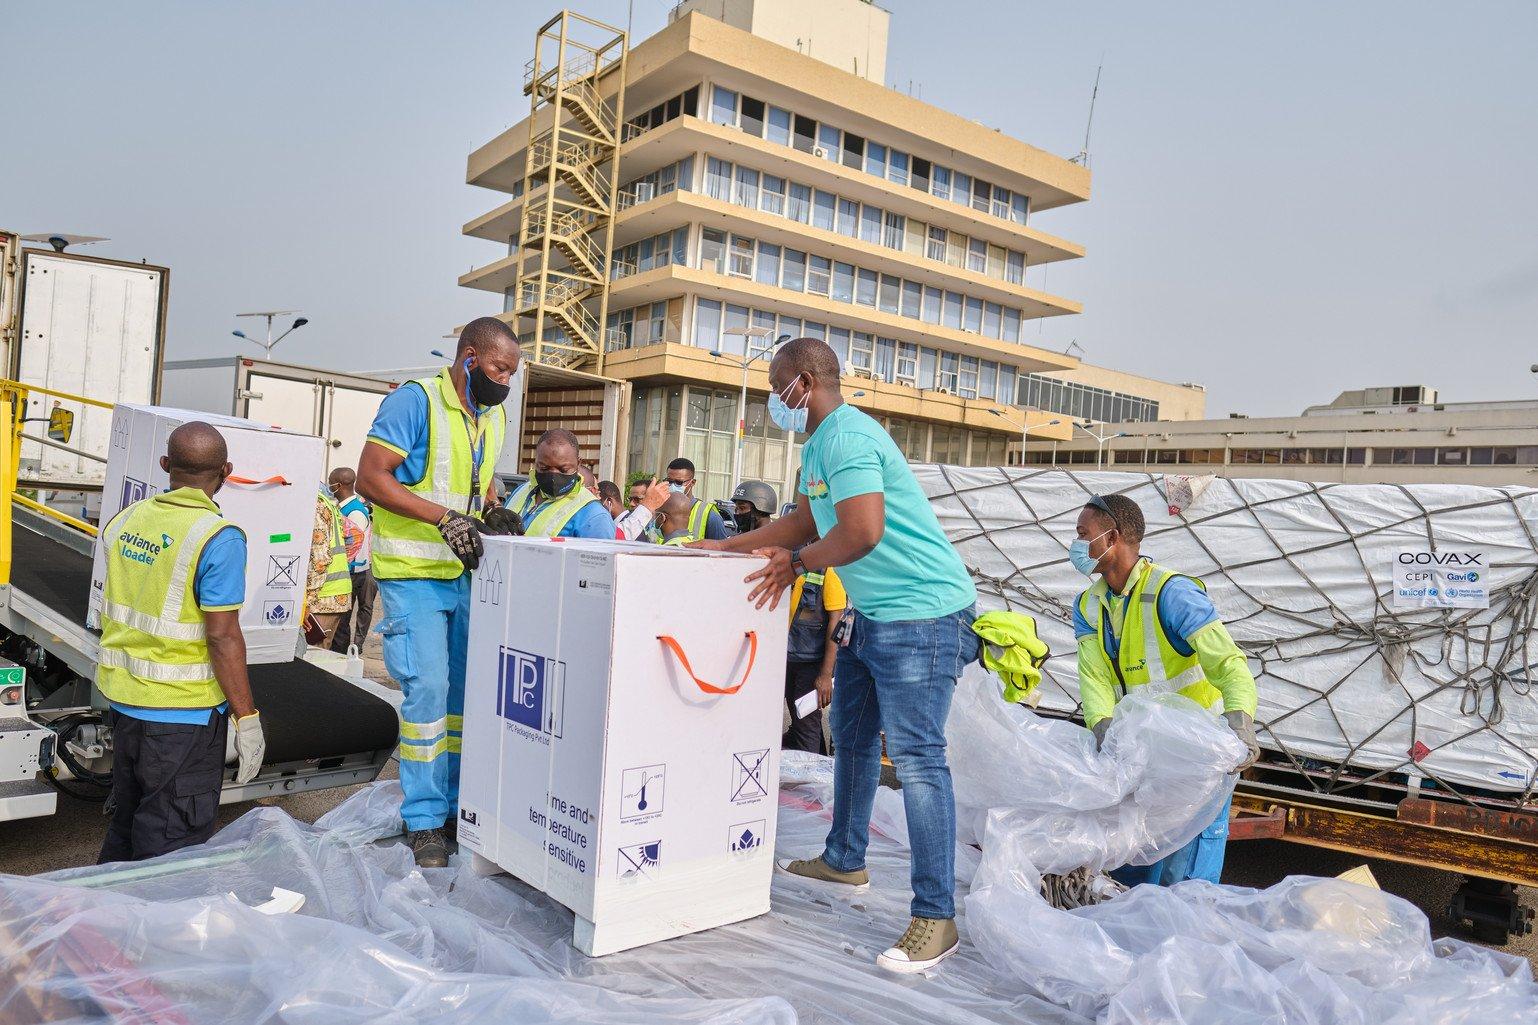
[1070,61,1102,167]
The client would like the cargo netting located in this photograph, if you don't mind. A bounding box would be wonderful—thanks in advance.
[918,466,1538,806]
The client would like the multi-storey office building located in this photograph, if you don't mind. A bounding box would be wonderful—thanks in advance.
[462,1,1200,500]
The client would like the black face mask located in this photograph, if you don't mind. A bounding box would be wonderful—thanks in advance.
[536,471,578,498]
[465,357,510,408]
[733,512,760,533]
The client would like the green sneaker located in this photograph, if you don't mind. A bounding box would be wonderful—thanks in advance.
[876,917,960,974]
[775,854,869,889]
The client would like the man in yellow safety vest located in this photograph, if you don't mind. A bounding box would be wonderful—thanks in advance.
[1071,492,1261,886]
[306,486,353,647]
[662,457,729,542]
[503,429,619,539]
[97,421,266,863]
[357,317,519,867]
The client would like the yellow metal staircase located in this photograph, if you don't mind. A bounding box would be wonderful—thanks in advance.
[511,11,627,374]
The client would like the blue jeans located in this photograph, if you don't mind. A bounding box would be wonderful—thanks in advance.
[822,605,979,920]
[376,575,471,832]
[1111,792,1233,887]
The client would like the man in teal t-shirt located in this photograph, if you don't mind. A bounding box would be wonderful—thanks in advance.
[697,337,978,976]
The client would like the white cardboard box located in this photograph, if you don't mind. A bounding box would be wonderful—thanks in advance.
[458,536,788,956]
[89,404,327,664]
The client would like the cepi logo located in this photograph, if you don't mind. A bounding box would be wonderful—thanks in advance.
[497,645,566,737]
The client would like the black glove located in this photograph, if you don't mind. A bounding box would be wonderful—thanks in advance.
[437,510,484,570]
[482,506,525,537]
[1090,718,1111,751]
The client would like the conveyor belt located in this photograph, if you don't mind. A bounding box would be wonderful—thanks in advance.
[9,526,398,764]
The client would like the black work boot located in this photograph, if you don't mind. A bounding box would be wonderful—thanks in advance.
[408,827,449,868]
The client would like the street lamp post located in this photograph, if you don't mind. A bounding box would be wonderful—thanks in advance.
[989,408,1062,466]
[1074,421,1127,470]
[233,310,309,358]
[713,329,790,491]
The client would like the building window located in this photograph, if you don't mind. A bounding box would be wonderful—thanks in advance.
[921,286,941,324]
[889,149,910,186]
[967,238,988,274]
[938,352,960,392]
[699,227,726,273]
[827,327,851,367]
[967,296,989,334]
[807,255,832,296]
[754,242,781,286]
[897,342,919,385]
[739,95,765,137]
[760,175,786,216]
[875,337,897,382]
[788,182,812,223]
[878,274,900,314]
[959,356,979,399]
[859,205,882,244]
[932,165,951,202]
[728,235,754,278]
[1003,307,1021,342]
[901,280,922,319]
[694,299,722,349]
[849,331,875,372]
[837,198,859,237]
[782,249,807,292]
[883,211,905,251]
[1011,193,1029,224]
[733,166,759,208]
[979,360,997,401]
[866,141,887,178]
[710,86,737,126]
[767,105,792,146]
[842,132,865,169]
[817,123,840,160]
[832,262,855,303]
[705,157,732,201]
[1006,251,1026,284]
[942,291,963,329]
[813,190,836,231]
[856,268,878,307]
[794,114,817,153]
[927,225,948,262]
[983,302,1002,338]
[919,348,938,389]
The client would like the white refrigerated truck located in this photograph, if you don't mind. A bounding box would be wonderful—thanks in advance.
[0,231,167,489]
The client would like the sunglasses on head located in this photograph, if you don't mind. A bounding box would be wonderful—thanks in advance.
[1085,495,1112,515]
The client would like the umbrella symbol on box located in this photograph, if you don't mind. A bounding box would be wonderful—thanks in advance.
[618,840,660,878]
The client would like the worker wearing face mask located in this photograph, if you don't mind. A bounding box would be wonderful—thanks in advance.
[357,318,518,868]
[504,429,618,539]
[1071,492,1261,887]
[662,457,731,541]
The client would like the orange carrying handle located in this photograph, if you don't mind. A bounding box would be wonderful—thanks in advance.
[657,631,758,695]
[226,475,291,487]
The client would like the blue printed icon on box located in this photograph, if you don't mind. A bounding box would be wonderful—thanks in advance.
[498,645,566,737]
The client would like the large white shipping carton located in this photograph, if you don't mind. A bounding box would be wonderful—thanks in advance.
[89,405,328,664]
[458,537,788,956]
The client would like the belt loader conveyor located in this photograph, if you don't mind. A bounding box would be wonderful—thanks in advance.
[0,504,400,822]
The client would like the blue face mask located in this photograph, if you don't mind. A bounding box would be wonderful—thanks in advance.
[768,375,810,433]
[1069,529,1112,577]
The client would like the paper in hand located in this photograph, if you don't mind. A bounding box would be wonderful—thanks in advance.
[794,690,819,719]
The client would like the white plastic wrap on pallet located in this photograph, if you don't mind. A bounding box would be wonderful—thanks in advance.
[918,466,1538,796]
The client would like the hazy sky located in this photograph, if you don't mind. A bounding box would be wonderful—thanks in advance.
[7,1,1535,416]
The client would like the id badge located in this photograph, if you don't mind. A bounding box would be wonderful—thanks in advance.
[833,608,855,647]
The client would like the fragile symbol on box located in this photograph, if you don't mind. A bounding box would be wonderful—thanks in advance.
[729,820,765,854]
[617,840,661,879]
[498,645,566,737]
[731,749,769,803]
[266,554,301,588]
[262,600,294,625]
[620,764,665,821]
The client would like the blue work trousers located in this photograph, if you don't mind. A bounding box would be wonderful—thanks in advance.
[1111,792,1234,887]
[376,575,470,832]
[822,605,979,920]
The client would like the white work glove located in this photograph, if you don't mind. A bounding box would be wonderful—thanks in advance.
[1225,710,1260,772]
[234,712,266,784]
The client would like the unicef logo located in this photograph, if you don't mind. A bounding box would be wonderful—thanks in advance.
[1427,588,1439,597]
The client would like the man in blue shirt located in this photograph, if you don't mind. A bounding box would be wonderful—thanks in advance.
[98,421,265,863]
[698,337,979,975]
[503,429,618,539]
[663,457,730,541]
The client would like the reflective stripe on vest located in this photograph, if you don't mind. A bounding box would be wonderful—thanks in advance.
[318,492,352,598]
[371,368,506,581]
[1079,560,1218,708]
[97,490,234,709]
[508,481,598,537]
[686,498,710,541]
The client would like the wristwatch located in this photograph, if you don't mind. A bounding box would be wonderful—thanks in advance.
[789,551,806,577]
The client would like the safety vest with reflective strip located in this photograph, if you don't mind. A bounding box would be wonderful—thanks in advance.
[371,367,505,581]
[317,490,352,599]
[96,488,242,710]
[1077,560,1223,712]
[684,498,711,542]
[507,481,598,537]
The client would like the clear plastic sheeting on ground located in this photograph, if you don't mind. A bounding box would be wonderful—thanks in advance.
[967,815,1538,1023]
[1,777,1078,1025]
[946,670,1244,872]
[919,465,1538,798]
